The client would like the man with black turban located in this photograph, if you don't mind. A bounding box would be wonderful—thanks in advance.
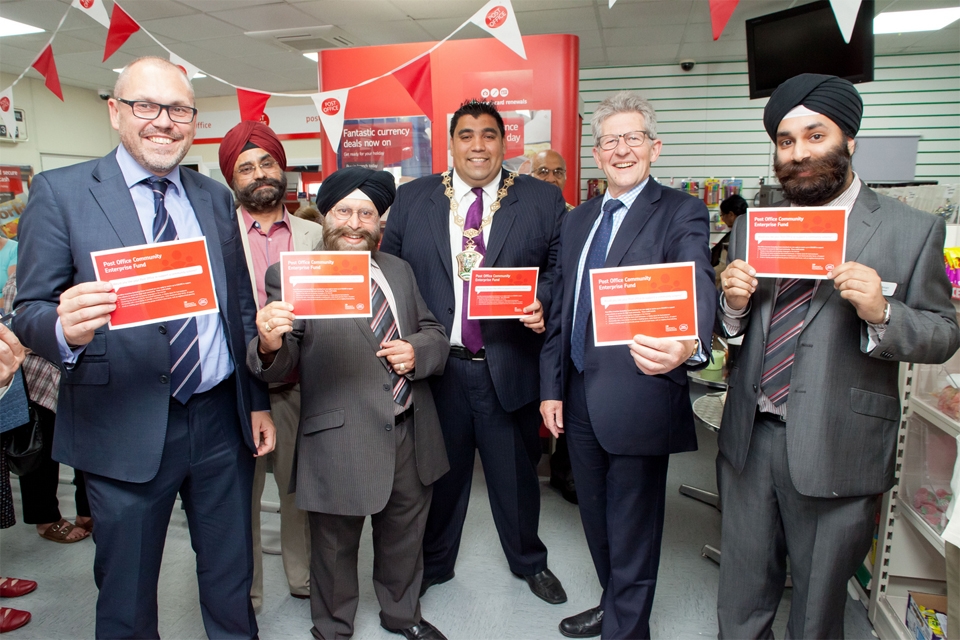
[716,74,959,638]
[249,166,451,640]
[219,121,323,609]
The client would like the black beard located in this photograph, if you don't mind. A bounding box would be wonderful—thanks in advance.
[234,174,287,213]
[774,142,852,206]
[322,216,381,252]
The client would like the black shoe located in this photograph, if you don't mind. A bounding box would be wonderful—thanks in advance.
[514,568,567,604]
[381,619,447,640]
[418,570,454,597]
[559,607,603,638]
[550,474,578,505]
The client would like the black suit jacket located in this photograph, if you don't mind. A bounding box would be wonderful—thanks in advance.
[380,170,565,412]
[540,179,716,456]
[13,150,268,483]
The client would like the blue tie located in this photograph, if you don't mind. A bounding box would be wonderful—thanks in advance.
[571,198,622,373]
[147,177,202,404]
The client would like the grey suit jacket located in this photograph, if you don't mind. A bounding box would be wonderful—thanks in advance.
[247,250,450,515]
[718,187,960,498]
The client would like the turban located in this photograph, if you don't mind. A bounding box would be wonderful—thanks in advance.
[763,74,863,141]
[315,167,396,217]
[218,121,287,186]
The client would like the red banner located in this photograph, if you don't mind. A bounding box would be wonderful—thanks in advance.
[103,3,140,62]
[393,56,433,122]
[32,45,63,101]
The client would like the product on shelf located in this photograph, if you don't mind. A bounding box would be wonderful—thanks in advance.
[936,384,960,419]
[912,486,953,532]
[703,178,720,207]
[905,592,948,640]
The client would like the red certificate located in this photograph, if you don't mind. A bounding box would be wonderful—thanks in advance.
[91,238,218,329]
[279,251,372,318]
[467,267,539,319]
[590,262,698,345]
[746,207,847,278]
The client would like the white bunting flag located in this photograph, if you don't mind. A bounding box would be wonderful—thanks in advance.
[609,0,617,7]
[70,0,111,28]
[169,52,202,80]
[829,0,863,44]
[469,0,526,60]
[310,89,350,152]
[0,87,15,138]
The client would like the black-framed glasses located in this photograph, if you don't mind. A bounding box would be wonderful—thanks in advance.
[596,130,651,151]
[116,98,197,124]
[535,167,566,178]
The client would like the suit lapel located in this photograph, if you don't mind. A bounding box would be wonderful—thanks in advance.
[90,154,147,247]
[564,198,603,310]
[605,180,660,267]
[485,170,517,267]
[181,170,229,312]
[428,182,455,290]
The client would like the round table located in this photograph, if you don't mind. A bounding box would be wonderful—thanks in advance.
[692,393,724,433]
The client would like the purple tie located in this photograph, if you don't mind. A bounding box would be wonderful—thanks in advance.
[461,187,485,354]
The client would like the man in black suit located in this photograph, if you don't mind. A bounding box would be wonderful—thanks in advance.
[380,99,567,604]
[14,57,273,638]
[540,91,716,639]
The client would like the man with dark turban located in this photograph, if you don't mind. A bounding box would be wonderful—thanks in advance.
[219,120,323,609]
[716,74,959,638]
[249,167,451,640]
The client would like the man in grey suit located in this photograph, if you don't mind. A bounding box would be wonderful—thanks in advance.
[219,120,323,608]
[716,74,960,639]
[249,167,450,640]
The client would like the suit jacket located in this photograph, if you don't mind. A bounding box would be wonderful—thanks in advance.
[13,150,269,483]
[718,187,960,498]
[541,179,716,456]
[247,250,451,516]
[237,210,324,301]
[380,170,565,413]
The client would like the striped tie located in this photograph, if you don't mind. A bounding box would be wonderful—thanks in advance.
[370,279,411,409]
[147,177,202,404]
[571,198,621,373]
[759,278,814,406]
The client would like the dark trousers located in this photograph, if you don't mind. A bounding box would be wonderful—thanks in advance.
[308,420,431,640]
[565,368,669,640]
[717,414,878,639]
[18,403,90,524]
[83,379,257,640]
[424,356,547,580]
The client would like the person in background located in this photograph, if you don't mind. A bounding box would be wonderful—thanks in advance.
[219,120,322,608]
[294,203,322,224]
[251,167,450,640]
[710,194,747,274]
[0,320,33,633]
[716,73,960,639]
[13,56,274,639]
[531,149,575,212]
[2,274,91,544]
[540,91,715,639]
[380,99,568,606]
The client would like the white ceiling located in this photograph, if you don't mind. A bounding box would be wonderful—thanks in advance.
[1,0,958,98]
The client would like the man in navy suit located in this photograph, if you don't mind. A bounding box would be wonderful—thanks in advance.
[14,57,274,639]
[540,92,716,639]
[380,100,567,605]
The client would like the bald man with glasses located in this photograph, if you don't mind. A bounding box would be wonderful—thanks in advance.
[532,149,575,212]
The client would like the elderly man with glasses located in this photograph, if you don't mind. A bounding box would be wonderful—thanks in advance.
[540,91,715,639]
[531,149,575,213]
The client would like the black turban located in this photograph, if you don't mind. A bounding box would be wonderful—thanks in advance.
[315,167,396,216]
[763,74,863,141]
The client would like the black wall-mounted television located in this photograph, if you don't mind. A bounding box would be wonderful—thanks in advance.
[746,0,874,100]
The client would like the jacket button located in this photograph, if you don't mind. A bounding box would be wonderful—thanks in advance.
[447,308,454,315]
[753,384,758,392]
[385,424,392,431]
[159,325,167,335]
[160,374,169,384]
[383,383,390,391]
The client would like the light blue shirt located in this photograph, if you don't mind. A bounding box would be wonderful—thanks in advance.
[572,178,706,364]
[57,146,233,393]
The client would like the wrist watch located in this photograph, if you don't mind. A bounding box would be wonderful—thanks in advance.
[882,302,891,325]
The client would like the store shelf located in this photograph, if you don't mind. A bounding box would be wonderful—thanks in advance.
[874,594,912,640]
[899,502,946,557]
[908,394,960,438]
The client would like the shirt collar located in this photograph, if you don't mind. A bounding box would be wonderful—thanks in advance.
[240,206,290,232]
[451,167,502,204]
[601,176,650,212]
[116,144,185,195]
[827,172,862,209]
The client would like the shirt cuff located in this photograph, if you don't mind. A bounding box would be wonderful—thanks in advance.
[864,321,887,353]
[685,341,708,366]
[719,294,750,336]
[56,318,86,364]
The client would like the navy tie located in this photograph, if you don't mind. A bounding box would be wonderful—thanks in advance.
[571,198,622,373]
[147,177,202,404]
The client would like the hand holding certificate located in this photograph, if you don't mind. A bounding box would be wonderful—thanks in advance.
[746,207,847,278]
[467,268,539,320]
[279,251,372,318]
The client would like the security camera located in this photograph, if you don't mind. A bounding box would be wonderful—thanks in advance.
[98,90,111,100]
[680,60,696,72]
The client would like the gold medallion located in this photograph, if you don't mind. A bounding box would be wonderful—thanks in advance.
[443,170,517,282]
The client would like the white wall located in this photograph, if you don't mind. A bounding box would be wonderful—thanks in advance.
[578,52,960,203]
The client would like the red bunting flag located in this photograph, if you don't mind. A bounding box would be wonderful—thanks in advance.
[32,45,63,101]
[393,56,433,122]
[103,3,140,62]
[237,89,271,122]
[708,0,740,41]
